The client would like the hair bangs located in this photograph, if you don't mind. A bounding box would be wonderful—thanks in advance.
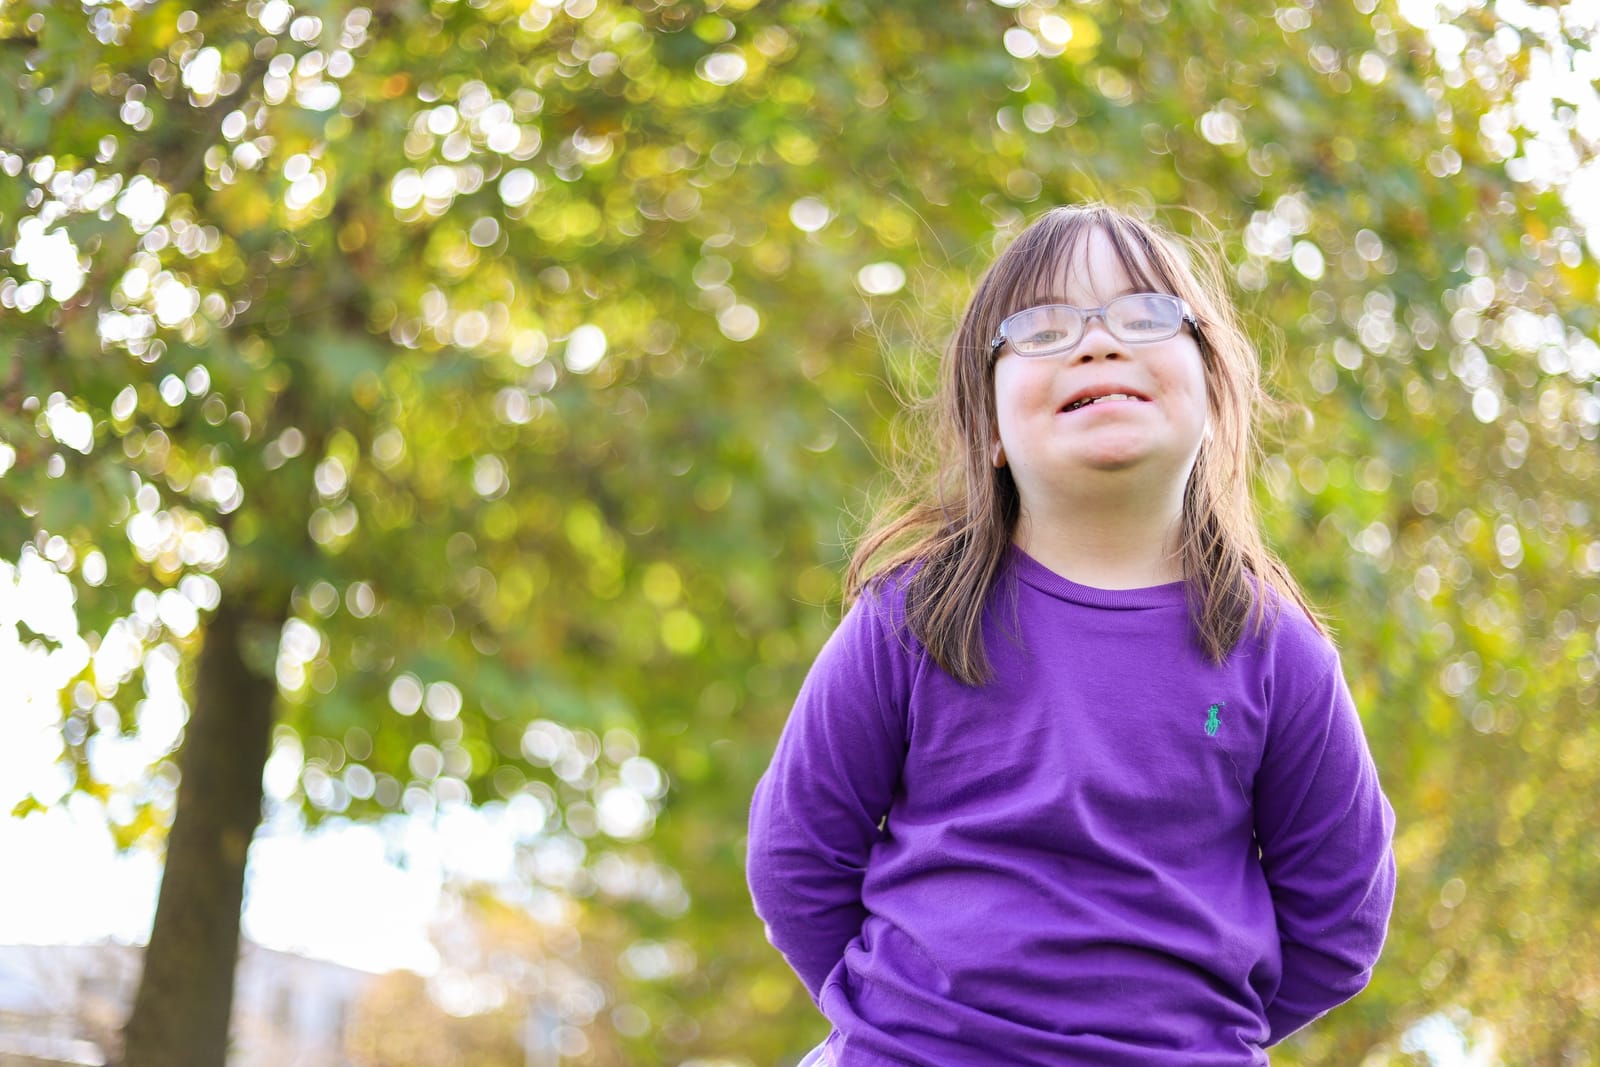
[984,210,1186,333]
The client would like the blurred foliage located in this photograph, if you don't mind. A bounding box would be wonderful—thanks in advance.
[348,886,646,1066]
[2,0,1599,1062]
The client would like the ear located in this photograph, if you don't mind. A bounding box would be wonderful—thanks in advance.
[991,439,1007,468]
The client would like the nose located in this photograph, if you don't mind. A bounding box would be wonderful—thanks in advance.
[1072,312,1124,363]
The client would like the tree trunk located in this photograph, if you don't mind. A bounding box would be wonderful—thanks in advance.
[121,592,284,1067]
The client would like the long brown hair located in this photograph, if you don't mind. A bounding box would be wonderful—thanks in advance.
[846,204,1319,684]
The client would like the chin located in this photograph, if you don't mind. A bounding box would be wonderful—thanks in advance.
[1073,449,1199,486]
[1075,446,1158,471]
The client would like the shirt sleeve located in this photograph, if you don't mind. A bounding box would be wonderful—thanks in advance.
[1254,640,1397,1044]
[745,590,913,1001]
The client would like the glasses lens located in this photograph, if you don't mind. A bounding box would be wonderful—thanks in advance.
[1008,306,1084,355]
[1106,293,1183,341]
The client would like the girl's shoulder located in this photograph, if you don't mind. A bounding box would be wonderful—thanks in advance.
[848,560,931,656]
[1241,582,1344,688]
[853,562,915,626]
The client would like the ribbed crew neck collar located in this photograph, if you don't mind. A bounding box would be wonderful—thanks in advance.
[1006,544,1187,609]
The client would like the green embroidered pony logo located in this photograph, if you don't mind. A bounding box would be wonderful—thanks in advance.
[1204,702,1224,737]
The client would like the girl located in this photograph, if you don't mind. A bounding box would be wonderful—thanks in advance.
[746,205,1396,1065]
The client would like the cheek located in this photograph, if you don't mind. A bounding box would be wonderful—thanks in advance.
[993,388,1037,452]
[1161,358,1210,429]
[994,368,1049,420]
[1196,373,1215,428]
[991,373,1021,440]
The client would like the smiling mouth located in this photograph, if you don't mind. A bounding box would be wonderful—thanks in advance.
[1061,392,1144,413]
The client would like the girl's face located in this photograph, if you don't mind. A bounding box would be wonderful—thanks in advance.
[990,227,1210,510]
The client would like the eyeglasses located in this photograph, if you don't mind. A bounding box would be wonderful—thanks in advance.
[990,293,1198,359]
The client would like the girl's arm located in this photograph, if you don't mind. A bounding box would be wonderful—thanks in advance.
[1254,645,1397,1044]
[746,593,911,1001]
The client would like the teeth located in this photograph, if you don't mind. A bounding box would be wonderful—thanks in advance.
[1067,392,1137,411]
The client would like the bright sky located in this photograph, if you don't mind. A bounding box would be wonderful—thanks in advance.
[0,797,443,975]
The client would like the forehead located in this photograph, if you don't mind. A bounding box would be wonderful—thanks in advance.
[1008,223,1168,313]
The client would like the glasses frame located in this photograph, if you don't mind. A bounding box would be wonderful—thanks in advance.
[989,293,1199,360]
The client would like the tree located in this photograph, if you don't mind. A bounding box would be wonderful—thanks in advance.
[2,0,1596,1062]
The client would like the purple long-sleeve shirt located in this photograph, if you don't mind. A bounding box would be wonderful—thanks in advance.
[747,548,1396,1065]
